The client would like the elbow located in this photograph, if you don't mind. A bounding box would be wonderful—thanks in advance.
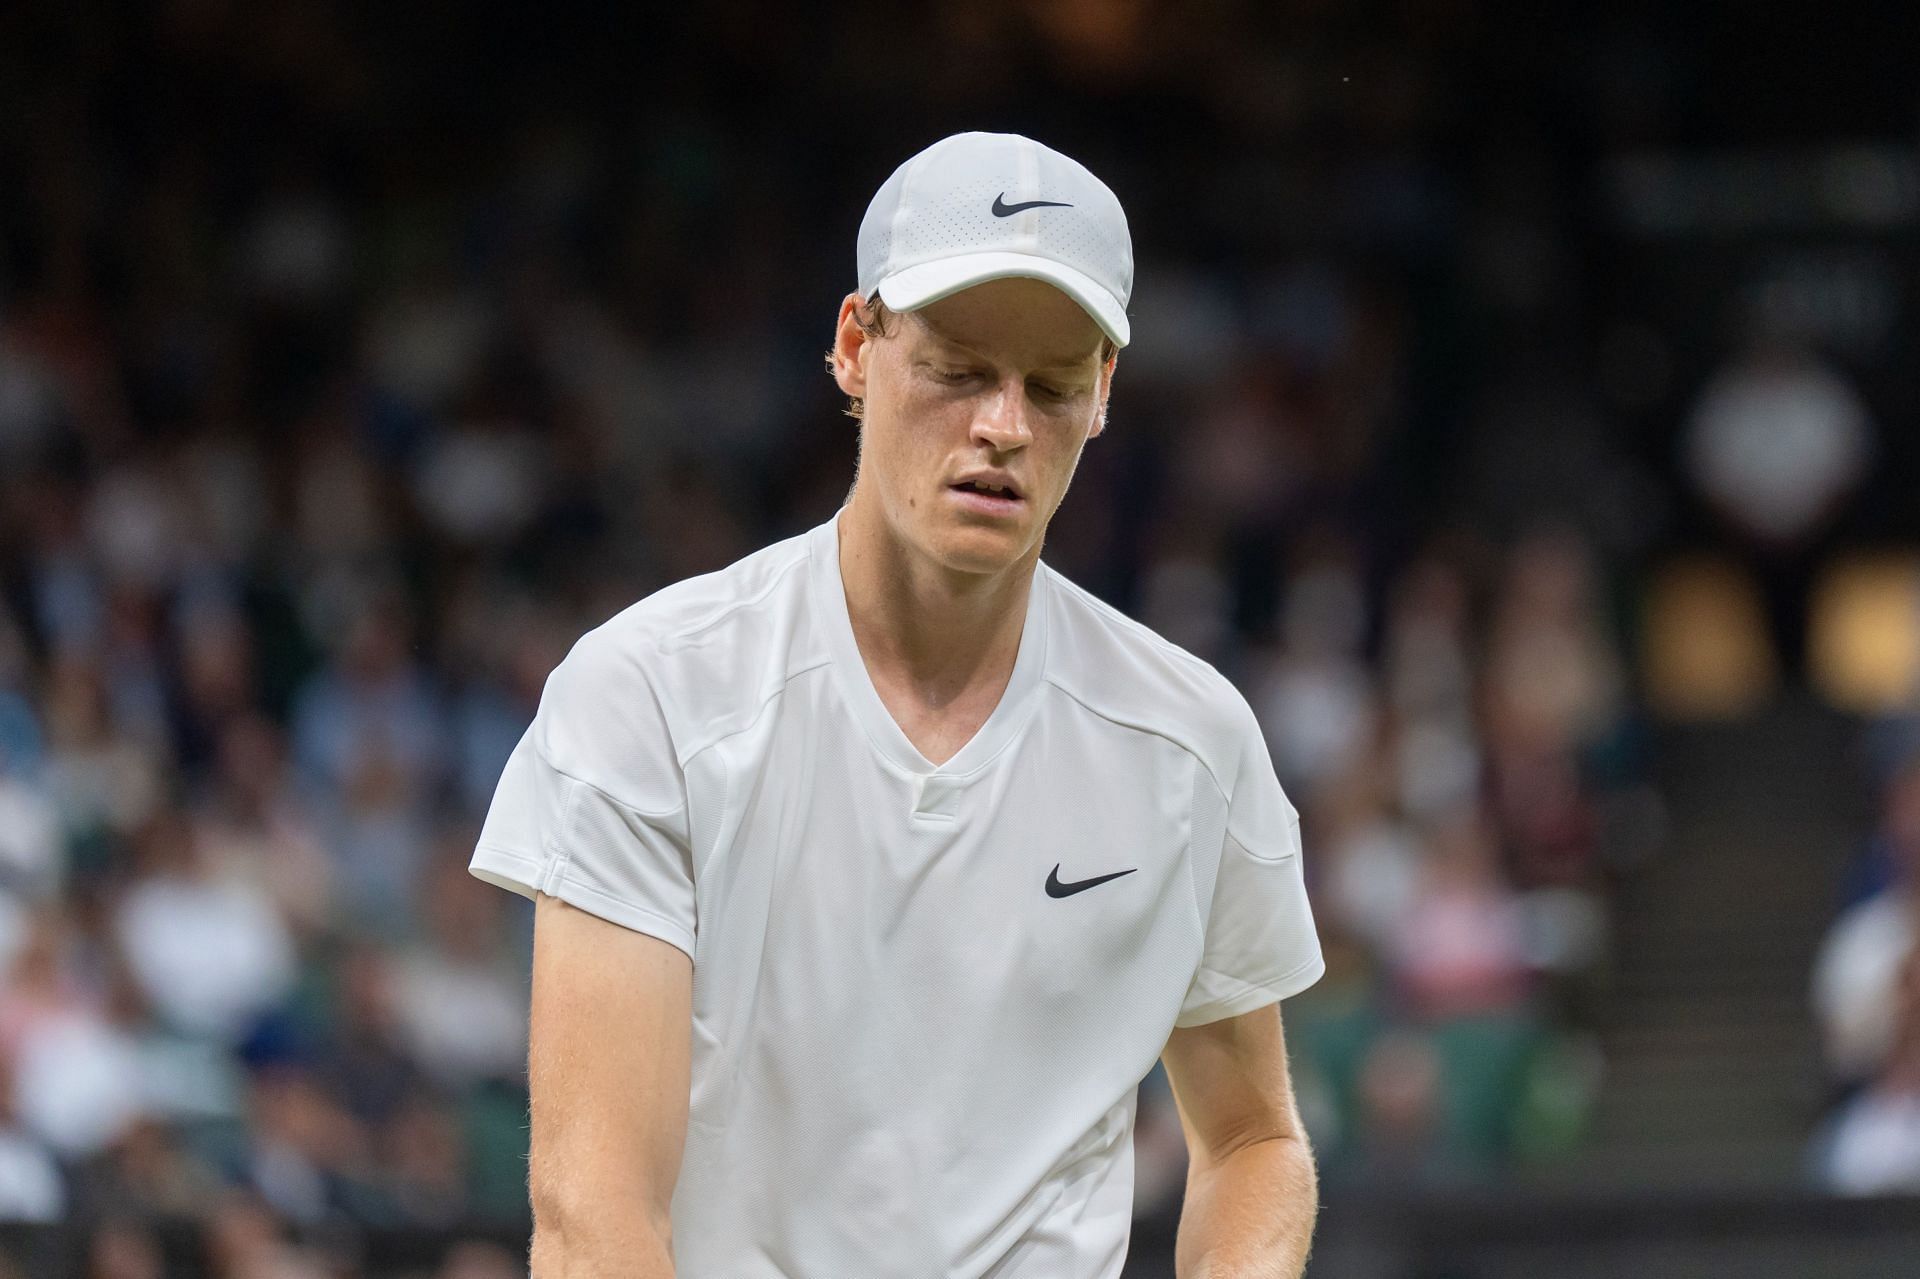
[1189,1111,1311,1173]
[529,1181,586,1270]
[1187,1127,1319,1199]
[529,1170,675,1273]
[527,1156,570,1240]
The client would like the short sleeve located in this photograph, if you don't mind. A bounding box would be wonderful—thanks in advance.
[1176,699,1325,1028]
[469,629,698,960]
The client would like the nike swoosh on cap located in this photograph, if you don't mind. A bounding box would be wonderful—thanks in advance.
[1045,864,1138,898]
[992,194,1074,217]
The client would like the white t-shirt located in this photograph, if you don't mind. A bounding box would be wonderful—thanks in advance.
[471,508,1325,1278]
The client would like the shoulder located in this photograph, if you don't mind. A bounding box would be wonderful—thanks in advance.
[1040,564,1264,800]
[537,528,823,780]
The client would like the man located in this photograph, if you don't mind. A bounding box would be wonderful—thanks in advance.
[471,131,1325,1278]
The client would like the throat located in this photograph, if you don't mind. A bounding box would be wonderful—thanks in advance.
[845,583,1027,754]
[868,673,1005,769]
[834,501,1036,764]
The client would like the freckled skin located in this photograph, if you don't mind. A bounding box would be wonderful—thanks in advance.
[830,276,1116,589]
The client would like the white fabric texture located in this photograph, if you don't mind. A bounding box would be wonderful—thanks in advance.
[472,508,1324,1278]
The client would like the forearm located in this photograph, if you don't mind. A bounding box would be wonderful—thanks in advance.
[530,1197,674,1278]
[1173,1132,1318,1279]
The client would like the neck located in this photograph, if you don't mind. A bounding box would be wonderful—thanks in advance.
[835,495,1035,707]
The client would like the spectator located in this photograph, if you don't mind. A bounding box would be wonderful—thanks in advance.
[1253,546,1376,797]
[112,805,297,1043]
[0,1055,63,1225]
[389,847,529,1090]
[194,714,336,943]
[204,1191,333,1279]
[0,767,60,910]
[1387,810,1534,1022]
[313,943,427,1133]
[84,1223,165,1279]
[89,1117,226,1222]
[1346,1029,1452,1186]
[0,610,43,781]
[378,1092,470,1227]
[1,907,147,1159]
[1812,755,1920,1089]
[36,654,166,876]
[1379,550,1482,823]
[1318,764,1424,956]
[291,591,447,933]
[1816,945,1920,1194]
[236,1066,371,1228]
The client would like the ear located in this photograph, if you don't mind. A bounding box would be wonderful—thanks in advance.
[1087,352,1117,440]
[831,293,873,401]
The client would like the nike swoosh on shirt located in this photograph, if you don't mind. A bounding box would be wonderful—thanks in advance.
[1045,864,1138,898]
[993,194,1074,217]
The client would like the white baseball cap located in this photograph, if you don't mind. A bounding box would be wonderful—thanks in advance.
[857,131,1133,349]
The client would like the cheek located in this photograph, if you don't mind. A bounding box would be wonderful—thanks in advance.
[1041,419,1095,474]
[880,397,969,470]
[865,408,951,509]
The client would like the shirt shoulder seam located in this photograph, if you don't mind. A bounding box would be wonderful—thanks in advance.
[533,655,832,816]
[1044,566,1225,680]
[673,655,832,761]
[643,541,812,651]
[1040,677,1231,802]
[530,743,687,821]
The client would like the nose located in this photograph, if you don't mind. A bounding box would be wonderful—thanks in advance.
[970,377,1032,453]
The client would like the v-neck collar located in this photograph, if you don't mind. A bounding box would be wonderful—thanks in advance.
[807,508,1050,779]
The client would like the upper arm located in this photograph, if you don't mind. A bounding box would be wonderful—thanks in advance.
[1176,695,1325,1028]
[1160,1002,1306,1169]
[529,890,692,1235]
[471,630,700,958]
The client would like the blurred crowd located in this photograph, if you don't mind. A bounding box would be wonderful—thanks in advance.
[1,1,1913,1275]
[1129,516,1646,1215]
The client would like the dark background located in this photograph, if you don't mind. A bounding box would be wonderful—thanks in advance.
[2,2,1919,1276]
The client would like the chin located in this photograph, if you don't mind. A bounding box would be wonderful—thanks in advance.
[922,519,1033,576]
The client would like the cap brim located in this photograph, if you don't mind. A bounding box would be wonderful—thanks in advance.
[875,251,1129,349]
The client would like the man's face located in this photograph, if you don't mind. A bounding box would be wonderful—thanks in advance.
[832,276,1114,577]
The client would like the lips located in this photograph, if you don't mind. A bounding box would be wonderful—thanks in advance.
[949,473,1022,499]
[947,478,1025,517]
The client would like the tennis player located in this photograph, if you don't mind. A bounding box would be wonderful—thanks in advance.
[472,131,1326,1278]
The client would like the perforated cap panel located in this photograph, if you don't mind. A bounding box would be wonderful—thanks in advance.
[857,132,1134,346]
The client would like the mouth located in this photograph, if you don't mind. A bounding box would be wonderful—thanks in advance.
[947,478,1025,516]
